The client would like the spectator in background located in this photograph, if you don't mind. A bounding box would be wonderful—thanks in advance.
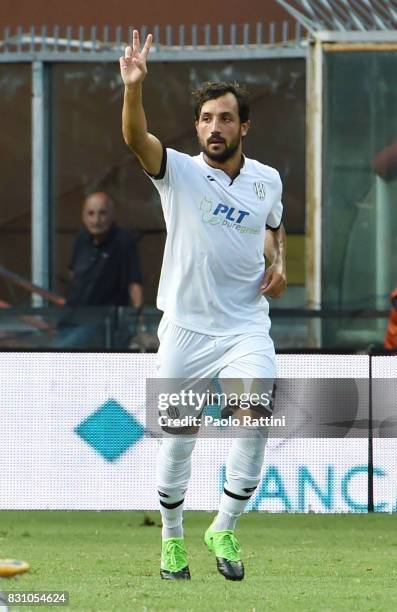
[55,191,143,348]
[67,191,143,308]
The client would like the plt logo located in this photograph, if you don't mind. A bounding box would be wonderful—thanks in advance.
[200,197,250,225]
[200,197,221,225]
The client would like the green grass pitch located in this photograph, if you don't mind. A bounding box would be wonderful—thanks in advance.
[0,511,396,611]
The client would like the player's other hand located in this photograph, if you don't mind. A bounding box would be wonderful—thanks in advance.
[119,29,152,87]
[260,263,287,298]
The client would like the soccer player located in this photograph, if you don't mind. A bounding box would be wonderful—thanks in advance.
[120,31,287,581]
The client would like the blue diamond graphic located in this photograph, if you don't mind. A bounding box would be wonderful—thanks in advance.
[75,399,145,462]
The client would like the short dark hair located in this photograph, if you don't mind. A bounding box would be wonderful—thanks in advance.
[192,81,250,123]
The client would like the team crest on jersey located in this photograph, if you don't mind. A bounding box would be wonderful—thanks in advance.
[253,181,266,200]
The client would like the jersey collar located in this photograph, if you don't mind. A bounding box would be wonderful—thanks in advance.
[198,152,246,185]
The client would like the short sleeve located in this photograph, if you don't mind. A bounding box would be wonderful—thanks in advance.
[266,171,283,231]
[144,148,191,194]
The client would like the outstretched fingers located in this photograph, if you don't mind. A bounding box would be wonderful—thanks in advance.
[132,29,140,53]
[131,29,152,58]
[119,32,152,83]
[125,31,152,61]
[141,33,153,59]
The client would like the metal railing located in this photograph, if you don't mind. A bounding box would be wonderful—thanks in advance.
[277,0,397,33]
[0,22,308,61]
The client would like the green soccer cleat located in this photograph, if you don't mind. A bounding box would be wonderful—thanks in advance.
[204,525,244,581]
[160,538,191,580]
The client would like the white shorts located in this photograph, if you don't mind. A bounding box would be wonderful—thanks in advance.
[152,316,276,431]
[156,316,276,380]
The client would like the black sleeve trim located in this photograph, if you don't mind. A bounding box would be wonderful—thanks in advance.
[266,220,282,232]
[144,147,167,180]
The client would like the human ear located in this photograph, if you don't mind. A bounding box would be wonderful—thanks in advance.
[241,120,251,137]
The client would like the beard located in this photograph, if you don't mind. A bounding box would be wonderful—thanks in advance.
[199,134,241,163]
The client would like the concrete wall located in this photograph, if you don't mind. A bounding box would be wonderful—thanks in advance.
[0,0,290,29]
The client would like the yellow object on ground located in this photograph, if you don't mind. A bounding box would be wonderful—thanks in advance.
[0,559,30,577]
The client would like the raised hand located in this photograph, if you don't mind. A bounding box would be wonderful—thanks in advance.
[119,29,153,87]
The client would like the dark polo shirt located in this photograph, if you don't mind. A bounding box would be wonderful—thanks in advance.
[66,223,142,306]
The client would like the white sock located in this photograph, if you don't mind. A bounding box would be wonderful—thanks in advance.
[156,435,197,540]
[212,435,267,532]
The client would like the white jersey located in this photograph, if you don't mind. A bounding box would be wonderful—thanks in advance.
[148,148,283,336]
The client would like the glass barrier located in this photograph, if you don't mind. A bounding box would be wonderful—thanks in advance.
[51,59,306,307]
[0,306,160,351]
[0,306,391,351]
[323,51,397,322]
[0,64,31,305]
